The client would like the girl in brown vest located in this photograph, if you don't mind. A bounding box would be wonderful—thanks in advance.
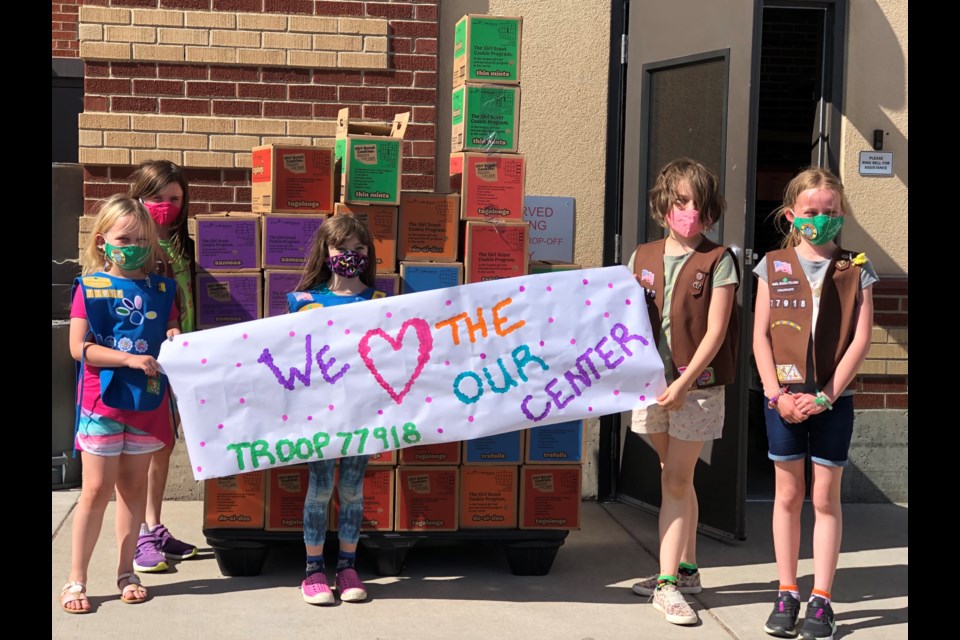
[753,168,878,640]
[628,158,739,626]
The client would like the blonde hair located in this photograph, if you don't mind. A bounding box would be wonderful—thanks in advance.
[80,194,162,276]
[773,167,852,248]
[295,214,378,291]
[648,157,726,230]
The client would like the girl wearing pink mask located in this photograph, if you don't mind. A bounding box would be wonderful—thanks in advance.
[627,158,740,626]
[126,160,199,572]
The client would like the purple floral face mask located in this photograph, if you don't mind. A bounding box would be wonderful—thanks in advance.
[326,249,369,278]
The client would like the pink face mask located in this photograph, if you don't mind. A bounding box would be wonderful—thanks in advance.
[666,208,703,237]
[142,201,181,227]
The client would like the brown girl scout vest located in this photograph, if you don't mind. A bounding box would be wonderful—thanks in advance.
[764,246,861,387]
[632,238,739,387]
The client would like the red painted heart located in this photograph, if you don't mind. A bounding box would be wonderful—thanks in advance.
[357,318,433,405]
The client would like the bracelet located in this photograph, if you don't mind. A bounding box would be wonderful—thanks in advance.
[767,386,788,410]
[815,391,834,410]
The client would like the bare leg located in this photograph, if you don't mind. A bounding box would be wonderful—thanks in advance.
[145,443,172,527]
[810,462,844,594]
[114,451,152,601]
[658,437,705,578]
[772,459,806,588]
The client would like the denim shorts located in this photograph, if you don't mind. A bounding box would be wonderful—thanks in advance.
[764,395,854,467]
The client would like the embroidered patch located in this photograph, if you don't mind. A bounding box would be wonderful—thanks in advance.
[146,377,162,395]
[771,276,800,295]
[373,291,386,299]
[773,260,792,275]
[796,222,818,240]
[697,367,716,386]
[641,269,655,286]
[695,272,705,281]
[771,320,802,331]
[157,282,167,292]
[836,259,849,271]
[293,292,313,301]
[776,364,803,383]
[296,302,324,312]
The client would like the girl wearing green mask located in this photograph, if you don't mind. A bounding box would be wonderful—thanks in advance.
[62,195,180,613]
[127,160,200,574]
[753,168,878,640]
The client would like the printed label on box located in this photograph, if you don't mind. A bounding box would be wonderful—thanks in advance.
[203,473,265,529]
[283,153,306,173]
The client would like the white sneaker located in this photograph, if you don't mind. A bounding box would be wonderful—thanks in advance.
[651,583,699,625]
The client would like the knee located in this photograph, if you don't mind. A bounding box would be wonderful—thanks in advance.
[80,479,115,507]
[338,481,363,505]
[776,483,805,511]
[661,469,692,500]
[811,486,840,514]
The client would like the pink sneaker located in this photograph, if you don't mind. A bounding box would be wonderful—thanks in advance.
[301,572,334,605]
[335,567,367,602]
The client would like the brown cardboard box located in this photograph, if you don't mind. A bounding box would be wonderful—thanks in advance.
[459,465,518,529]
[251,144,335,214]
[462,220,529,283]
[395,466,459,532]
[195,270,263,329]
[263,269,302,318]
[399,261,464,294]
[451,83,521,154]
[453,14,523,87]
[519,465,581,530]
[203,473,265,529]
[450,152,526,221]
[397,192,460,262]
[330,466,395,532]
[399,441,462,466]
[333,203,398,273]
[264,465,309,532]
[335,108,409,206]
[527,261,582,275]
[195,212,262,272]
[261,213,327,270]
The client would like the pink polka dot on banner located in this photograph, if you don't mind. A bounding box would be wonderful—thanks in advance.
[200,441,205,447]
[217,424,224,430]
[626,299,632,305]
[548,317,554,323]
[639,395,646,401]
[468,416,475,423]
[182,341,189,347]
[242,333,248,340]
[445,300,451,306]
[519,285,526,292]
[437,428,444,434]
[480,353,486,360]
[201,358,207,364]
[239,398,245,404]
[328,404,335,411]
[289,331,295,337]
[327,320,334,326]
[645,382,651,387]
[199,399,206,405]
[604,312,610,318]
[614,390,620,396]
[539,340,544,347]
[307,416,313,421]
[546,286,553,292]
[608,283,614,289]
[583,279,589,285]
[378,409,384,415]
[585,300,592,306]
[282,415,288,421]
[386,312,392,318]
[197,467,202,472]
[344,329,351,335]
[425,397,432,403]
[588,406,594,412]
[235,362,242,368]
[570,338,576,345]
[444,360,450,366]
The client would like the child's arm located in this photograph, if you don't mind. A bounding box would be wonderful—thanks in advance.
[752,278,807,423]
[657,282,736,410]
[69,317,162,377]
[793,284,875,416]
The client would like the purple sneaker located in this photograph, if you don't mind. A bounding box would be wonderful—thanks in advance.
[152,524,198,560]
[133,531,169,573]
[301,572,335,605]
[335,567,367,602]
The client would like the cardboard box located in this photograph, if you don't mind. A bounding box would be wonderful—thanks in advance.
[450,152,526,221]
[452,83,521,153]
[463,431,524,465]
[459,466,518,529]
[261,214,326,270]
[263,269,302,318]
[366,449,397,466]
[203,473,265,529]
[335,107,409,206]
[330,466,395,532]
[525,420,585,464]
[524,195,576,262]
[397,192,460,261]
[395,466,459,532]
[399,261,463,294]
[264,465,309,531]
[187,216,196,239]
[453,14,523,87]
[333,203,398,273]
[195,212,261,272]
[519,465,581,530]
[528,261,582,275]
[374,273,400,297]
[195,271,262,329]
[463,221,529,283]
[399,441,462,466]
[251,144,335,214]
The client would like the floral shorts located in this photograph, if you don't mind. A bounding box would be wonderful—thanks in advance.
[630,386,726,442]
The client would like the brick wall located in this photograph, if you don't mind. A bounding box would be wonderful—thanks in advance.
[854,276,908,409]
[54,1,82,57]
[67,0,439,215]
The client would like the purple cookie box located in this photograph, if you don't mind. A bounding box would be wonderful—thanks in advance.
[265,270,303,317]
[262,215,326,269]
[196,272,262,328]
[196,217,260,271]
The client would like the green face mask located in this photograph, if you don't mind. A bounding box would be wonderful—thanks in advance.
[792,214,843,246]
[104,242,151,270]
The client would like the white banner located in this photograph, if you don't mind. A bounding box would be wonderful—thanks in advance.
[158,266,666,480]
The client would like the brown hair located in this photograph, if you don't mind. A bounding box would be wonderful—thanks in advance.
[128,159,192,262]
[648,157,726,230]
[79,194,162,276]
[295,215,378,291]
[773,167,851,248]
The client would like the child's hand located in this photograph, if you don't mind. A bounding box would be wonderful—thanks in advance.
[775,393,807,423]
[657,380,689,411]
[792,393,827,416]
[167,327,182,340]
[126,354,161,377]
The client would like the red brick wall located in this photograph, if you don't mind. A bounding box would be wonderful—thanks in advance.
[53,1,82,57]
[70,0,439,215]
[853,277,908,410]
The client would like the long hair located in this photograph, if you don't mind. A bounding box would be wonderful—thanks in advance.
[79,194,161,276]
[773,167,851,248]
[295,214,378,291]
[648,157,726,230]
[128,159,192,262]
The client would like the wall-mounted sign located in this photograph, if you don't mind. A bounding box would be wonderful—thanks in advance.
[523,196,575,262]
[859,151,893,176]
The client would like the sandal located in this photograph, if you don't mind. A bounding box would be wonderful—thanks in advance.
[60,580,90,614]
[117,572,148,604]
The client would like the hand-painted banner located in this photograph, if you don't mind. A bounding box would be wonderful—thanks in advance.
[158,266,667,480]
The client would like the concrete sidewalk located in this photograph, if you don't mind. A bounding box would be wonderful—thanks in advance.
[52,492,907,640]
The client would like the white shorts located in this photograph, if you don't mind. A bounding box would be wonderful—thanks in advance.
[630,386,726,442]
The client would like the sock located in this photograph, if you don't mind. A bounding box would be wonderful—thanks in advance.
[779,584,800,601]
[337,550,356,572]
[810,588,832,604]
[656,574,678,589]
[678,562,699,576]
[139,523,151,537]
[305,554,325,578]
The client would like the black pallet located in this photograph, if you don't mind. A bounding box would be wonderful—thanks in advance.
[204,528,568,578]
